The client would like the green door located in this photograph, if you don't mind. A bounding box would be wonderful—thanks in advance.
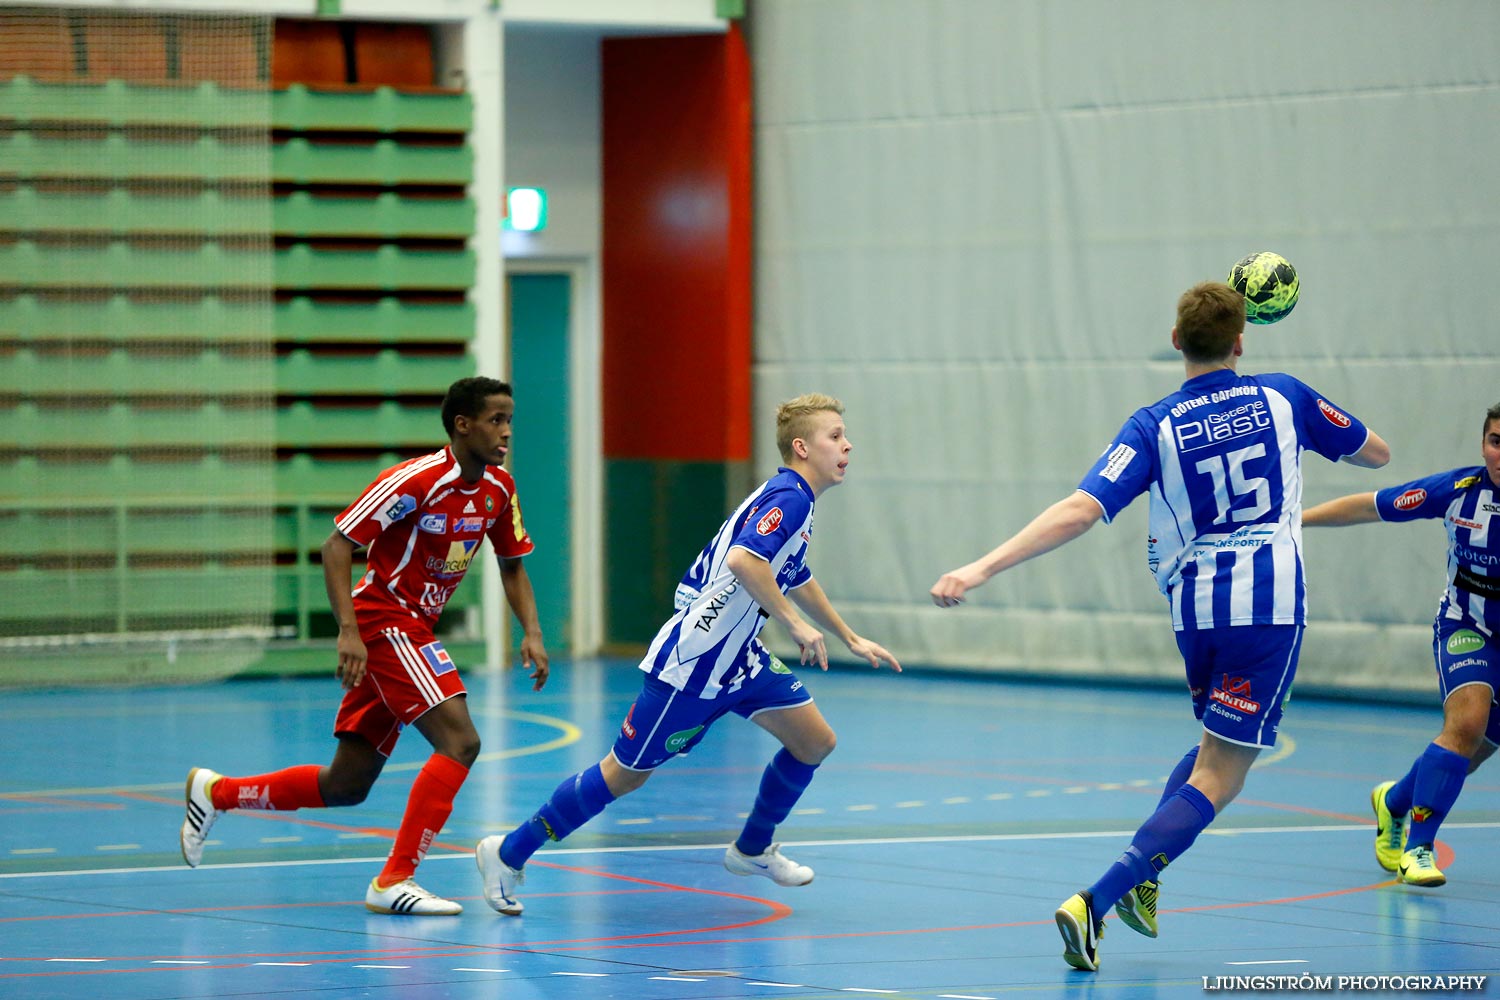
[506,272,571,651]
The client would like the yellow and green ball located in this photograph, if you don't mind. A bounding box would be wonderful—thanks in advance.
[1228,251,1299,325]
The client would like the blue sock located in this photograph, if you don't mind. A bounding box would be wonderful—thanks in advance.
[735,748,819,857]
[1087,784,1216,911]
[1385,760,1419,816]
[500,763,616,869]
[1406,743,1469,847]
[1158,746,1200,807]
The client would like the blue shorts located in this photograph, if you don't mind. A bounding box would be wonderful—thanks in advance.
[1432,618,1500,745]
[1176,624,1303,749]
[611,649,812,772]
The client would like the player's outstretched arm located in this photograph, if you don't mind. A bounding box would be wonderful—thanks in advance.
[1302,492,1380,527]
[726,546,828,669]
[789,578,902,673]
[499,555,549,690]
[930,491,1104,607]
[321,530,368,690]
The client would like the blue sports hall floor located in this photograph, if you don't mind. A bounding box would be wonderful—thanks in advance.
[2,657,1497,1000]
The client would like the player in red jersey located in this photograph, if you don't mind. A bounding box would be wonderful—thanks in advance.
[179,377,549,915]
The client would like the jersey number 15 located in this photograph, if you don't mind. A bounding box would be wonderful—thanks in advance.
[1195,443,1271,525]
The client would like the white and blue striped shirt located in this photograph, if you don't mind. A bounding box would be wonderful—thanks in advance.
[639,468,815,698]
[1079,370,1370,630]
[1376,467,1500,635]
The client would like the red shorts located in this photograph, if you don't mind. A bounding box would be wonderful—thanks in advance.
[333,618,466,757]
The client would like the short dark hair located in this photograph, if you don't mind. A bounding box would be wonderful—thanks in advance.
[442,376,513,436]
[1177,281,1246,363]
[1485,401,1500,437]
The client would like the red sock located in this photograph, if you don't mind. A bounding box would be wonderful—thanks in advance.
[210,765,325,812]
[378,754,469,887]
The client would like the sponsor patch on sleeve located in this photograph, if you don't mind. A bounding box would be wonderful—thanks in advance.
[756,507,784,535]
[1099,443,1136,483]
[1316,399,1352,428]
[1393,488,1427,511]
[1455,475,1480,489]
[379,494,417,526]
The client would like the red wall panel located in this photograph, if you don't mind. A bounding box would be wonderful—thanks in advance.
[601,26,752,462]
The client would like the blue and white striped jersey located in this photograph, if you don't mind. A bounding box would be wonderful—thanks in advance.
[1079,370,1370,630]
[1375,467,1500,635]
[640,468,816,698]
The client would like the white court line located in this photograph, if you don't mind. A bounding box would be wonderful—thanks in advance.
[6,822,1500,880]
[1227,960,1309,966]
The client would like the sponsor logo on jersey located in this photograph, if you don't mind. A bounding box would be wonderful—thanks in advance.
[511,496,528,542]
[1445,630,1485,656]
[1483,503,1500,514]
[381,494,416,524]
[418,581,457,615]
[621,704,637,740]
[1451,516,1483,530]
[464,500,477,513]
[1393,488,1427,511]
[1099,443,1136,483]
[756,507,784,535]
[692,581,740,632]
[425,538,480,577]
[430,487,455,506]
[1455,475,1480,489]
[1447,657,1484,673]
[1173,400,1270,453]
[486,495,495,511]
[454,516,485,534]
[664,725,703,754]
[419,513,447,533]
[1316,399,1352,428]
[419,640,456,676]
[768,653,792,674]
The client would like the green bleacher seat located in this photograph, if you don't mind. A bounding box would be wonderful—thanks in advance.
[277,348,472,395]
[274,244,474,291]
[1,455,278,504]
[0,295,276,344]
[0,132,270,182]
[272,84,471,134]
[275,297,473,345]
[276,400,438,448]
[273,137,472,186]
[0,76,272,129]
[1,346,272,397]
[274,191,473,239]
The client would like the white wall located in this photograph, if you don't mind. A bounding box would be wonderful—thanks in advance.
[749,0,1500,695]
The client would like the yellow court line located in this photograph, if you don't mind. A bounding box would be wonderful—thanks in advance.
[0,710,581,797]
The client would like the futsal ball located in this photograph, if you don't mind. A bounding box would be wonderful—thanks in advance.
[1227,251,1299,325]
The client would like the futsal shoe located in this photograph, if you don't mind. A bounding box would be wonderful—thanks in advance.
[1055,890,1103,972]
[1397,845,1446,887]
[179,767,223,868]
[1371,780,1408,872]
[724,843,814,886]
[364,877,462,915]
[475,834,525,915]
[1114,879,1159,938]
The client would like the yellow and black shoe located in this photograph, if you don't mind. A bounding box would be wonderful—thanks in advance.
[1371,780,1408,873]
[1114,879,1159,938]
[1055,890,1103,972]
[1397,845,1446,887]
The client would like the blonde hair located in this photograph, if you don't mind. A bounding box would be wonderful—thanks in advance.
[775,393,844,461]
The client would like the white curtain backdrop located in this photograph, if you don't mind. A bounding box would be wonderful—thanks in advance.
[749,0,1500,695]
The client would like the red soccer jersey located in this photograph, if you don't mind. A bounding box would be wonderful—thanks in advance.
[334,447,534,624]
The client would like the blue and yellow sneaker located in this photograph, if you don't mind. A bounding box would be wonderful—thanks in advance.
[1371,780,1408,873]
[1055,890,1103,972]
[1114,879,1159,938]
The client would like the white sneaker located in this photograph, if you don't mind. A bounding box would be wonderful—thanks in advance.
[724,843,814,886]
[180,767,222,868]
[475,834,525,915]
[364,877,462,916]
